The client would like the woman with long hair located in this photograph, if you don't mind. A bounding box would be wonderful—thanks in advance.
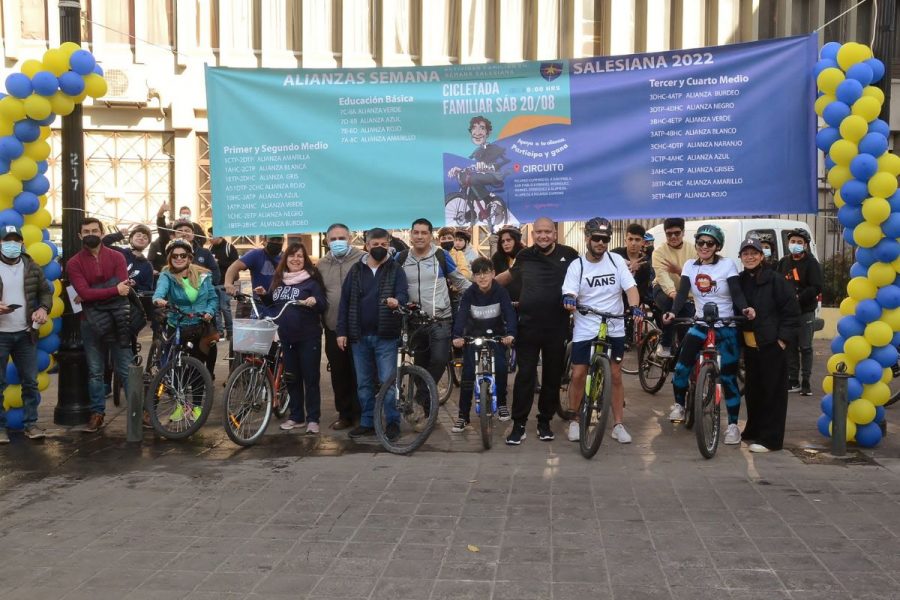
[491,225,524,302]
[254,242,327,434]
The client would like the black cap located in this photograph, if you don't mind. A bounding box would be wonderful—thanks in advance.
[739,238,764,254]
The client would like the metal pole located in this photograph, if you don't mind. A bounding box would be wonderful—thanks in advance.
[831,363,850,457]
[125,365,143,442]
[873,0,896,122]
[54,0,91,426]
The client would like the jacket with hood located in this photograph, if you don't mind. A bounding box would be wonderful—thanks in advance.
[398,244,470,320]
[153,268,218,327]
[319,246,364,331]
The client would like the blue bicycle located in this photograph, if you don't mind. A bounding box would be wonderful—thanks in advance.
[463,332,506,449]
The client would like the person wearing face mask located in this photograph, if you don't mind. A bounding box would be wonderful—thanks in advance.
[776,228,822,396]
[738,238,799,453]
[66,217,134,433]
[336,228,409,440]
[224,235,284,301]
[318,223,364,430]
[208,227,239,339]
[437,227,472,280]
[0,225,52,443]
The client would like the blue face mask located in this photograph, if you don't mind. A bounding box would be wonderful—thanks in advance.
[762,248,772,258]
[789,243,804,255]
[1,241,22,259]
[329,240,350,257]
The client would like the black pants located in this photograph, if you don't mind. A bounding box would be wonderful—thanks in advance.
[324,328,359,422]
[512,327,567,426]
[653,286,694,348]
[787,311,816,386]
[743,343,788,450]
[412,320,452,386]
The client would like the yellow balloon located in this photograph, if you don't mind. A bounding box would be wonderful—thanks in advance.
[817,67,845,95]
[845,335,872,362]
[83,74,108,99]
[23,140,51,162]
[25,242,52,267]
[24,208,51,229]
[837,42,873,71]
[862,85,885,104]
[815,94,835,116]
[877,152,900,177]
[47,354,55,372]
[0,97,26,122]
[827,165,853,189]
[868,262,896,287]
[20,224,41,247]
[38,126,51,141]
[862,196,890,224]
[20,59,44,78]
[59,41,81,58]
[865,320,893,346]
[829,418,857,442]
[9,156,37,181]
[37,319,53,338]
[0,119,13,137]
[852,96,882,122]
[0,175,23,200]
[38,195,47,209]
[868,171,899,198]
[848,398,876,424]
[36,371,49,392]
[0,198,12,211]
[865,381,891,406]
[881,367,893,384]
[881,307,900,331]
[3,384,22,409]
[72,91,88,105]
[42,48,69,76]
[829,139,858,166]
[840,115,869,142]
[853,221,883,248]
[22,95,52,120]
[49,91,75,117]
[839,296,858,316]
[53,279,62,297]
[823,375,834,394]
[49,295,63,319]
[827,353,856,374]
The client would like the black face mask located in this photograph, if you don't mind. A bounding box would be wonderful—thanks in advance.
[440,241,454,251]
[265,241,282,256]
[82,235,101,249]
[369,246,388,262]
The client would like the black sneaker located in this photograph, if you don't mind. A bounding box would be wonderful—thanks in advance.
[800,380,812,396]
[497,405,511,422]
[385,422,400,441]
[537,421,554,441]
[451,418,468,433]
[23,425,46,440]
[348,425,375,439]
[506,423,526,445]
[788,383,801,393]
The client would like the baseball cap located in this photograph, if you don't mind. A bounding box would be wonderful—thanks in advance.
[739,238,763,254]
[1,225,23,241]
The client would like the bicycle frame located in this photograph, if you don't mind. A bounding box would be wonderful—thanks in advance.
[692,327,721,404]
[468,336,504,414]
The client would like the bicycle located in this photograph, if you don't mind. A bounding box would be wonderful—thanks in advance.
[673,304,745,459]
[444,166,508,232]
[222,294,302,446]
[462,332,506,449]
[436,354,462,406]
[144,306,215,439]
[111,290,153,405]
[373,303,439,455]
[620,302,659,375]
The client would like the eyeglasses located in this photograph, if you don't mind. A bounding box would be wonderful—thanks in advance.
[664,230,683,238]
[695,240,717,248]
[590,234,611,244]
[171,253,190,259]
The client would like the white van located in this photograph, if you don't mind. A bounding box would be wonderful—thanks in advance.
[646,218,817,265]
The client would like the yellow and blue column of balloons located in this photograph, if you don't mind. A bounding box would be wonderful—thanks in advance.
[815,41,900,448]
[0,43,107,427]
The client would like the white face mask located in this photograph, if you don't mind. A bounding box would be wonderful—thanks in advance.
[762,248,771,258]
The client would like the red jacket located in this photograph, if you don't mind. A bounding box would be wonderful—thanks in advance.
[66,246,128,306]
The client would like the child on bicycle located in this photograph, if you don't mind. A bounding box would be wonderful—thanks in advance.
[451,257,516,432]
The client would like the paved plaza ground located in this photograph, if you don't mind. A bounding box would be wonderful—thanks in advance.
[1,339,900,599]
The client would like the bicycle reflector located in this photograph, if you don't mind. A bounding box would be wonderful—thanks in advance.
[702,302,719,324]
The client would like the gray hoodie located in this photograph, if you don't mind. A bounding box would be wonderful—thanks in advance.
[399,244,470,319]
[319,246,365,331]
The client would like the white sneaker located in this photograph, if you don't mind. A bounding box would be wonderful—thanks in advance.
[567,421,580,442]
[279,419,305,431]
[656,346,673,359]
[611,424,632,444]
[668,404,685,422]
[748,443,771,453]
[724,423,741,445]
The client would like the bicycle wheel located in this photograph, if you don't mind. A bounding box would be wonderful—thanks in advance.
[479,378,493,450]
[272,360,291,419]
[638,331,668,394]
[579,354,612,459]
[622,317,655,375]
[145,337,162,384]
[223,361,273,447]
[886,361,900,407]
[437,362,454,405]
[374,364,438,454]
[145,354,214,440]
[694,362,721,459]
[555,341,578,420]
[486,198,507,231]
[444,193,470,227]
[684,374,697,431]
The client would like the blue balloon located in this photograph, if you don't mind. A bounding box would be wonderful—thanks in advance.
[5,362,19,385]
[48,241,58,260]
[51,317,61,335]
[831,335,846,355]
[858,132,889,158]
[5,408,24,430]
[12,191,39,215]
[815,127,841,153]
[0,136,24,160]
[837,315,866,338]
[856,298,882,323]
[869,119,891,138]
[865,58,886,83]
[874,238,900,263]
[846,62,875,86]
[42,260,61,281]
[36,350,49,372]
[855,421,883,447]
[0,209,23,229]
[34,113,56,126]
[30,71,58,96]
[850,154,879,181]
[821,41,842,60]
[843,227,857,246]
[0,158,9,174]
[41,228,50,241]
[855,359,883,384]
[5,73,32,98]
[824,155,836,170]
[12,120,40,144]
[870,344,899,369]
[817,413,832,438]
[876,284,900,309]
[836,79,864,105]
[815,58,839,76]
[888,192,900,213]
[69,50,96,76]
[823,101,852,128]
[847,377,863,401]
[856,247,876,268]
[36,333,59,354]
[893,331,900,347]
[92,64,104,76]
[22,175,49,196]
[57,71,85,96]
[821,394,833,418]
[882,214,900,239]
[36,160,48,175]
[841,179,869,205]
[875,405,886,423]
[838,205,864,229]
[849,261,868,278]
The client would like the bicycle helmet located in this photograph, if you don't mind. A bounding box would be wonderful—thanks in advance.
[585,217,612,235]
[165,239,194,257]
[454,228,472,242]
[694,224,724,248]
[643,232,655,242]
[787,228,811,244]
[128,224,152,240]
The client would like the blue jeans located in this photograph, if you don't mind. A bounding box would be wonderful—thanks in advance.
[0,330,39,428]
[282,338,322,424]
[458,342,507,420]
[81,321,133,415]
[351,336,399,427]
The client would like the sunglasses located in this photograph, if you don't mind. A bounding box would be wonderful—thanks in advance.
[171,253,191,259]
[665,230,683,237]
[590,234,611,244]
[695,240,717,248]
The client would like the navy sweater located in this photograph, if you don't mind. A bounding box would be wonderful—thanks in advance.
[261,278,327,344]
[452,282,518,339]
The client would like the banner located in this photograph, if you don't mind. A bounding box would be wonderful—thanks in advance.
[206,34,818,235]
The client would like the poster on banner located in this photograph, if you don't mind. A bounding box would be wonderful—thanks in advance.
[206,34,818,236]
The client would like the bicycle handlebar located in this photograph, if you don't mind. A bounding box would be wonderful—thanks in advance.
[575,304,625,320]
[672,314,747,327]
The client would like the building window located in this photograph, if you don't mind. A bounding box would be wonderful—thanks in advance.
[105,0,135,46]
[20,0,47,41]
[147,0,174,47]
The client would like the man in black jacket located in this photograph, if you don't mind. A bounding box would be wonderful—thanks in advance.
[208,227,238,338]
[777,228,822,396]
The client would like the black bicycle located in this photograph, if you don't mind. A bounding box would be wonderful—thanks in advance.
[444,166,508,231]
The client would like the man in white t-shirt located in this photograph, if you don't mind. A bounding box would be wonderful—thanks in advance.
[562,218,640,444]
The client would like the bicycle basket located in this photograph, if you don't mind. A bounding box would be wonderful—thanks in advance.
[232,319,277,354]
